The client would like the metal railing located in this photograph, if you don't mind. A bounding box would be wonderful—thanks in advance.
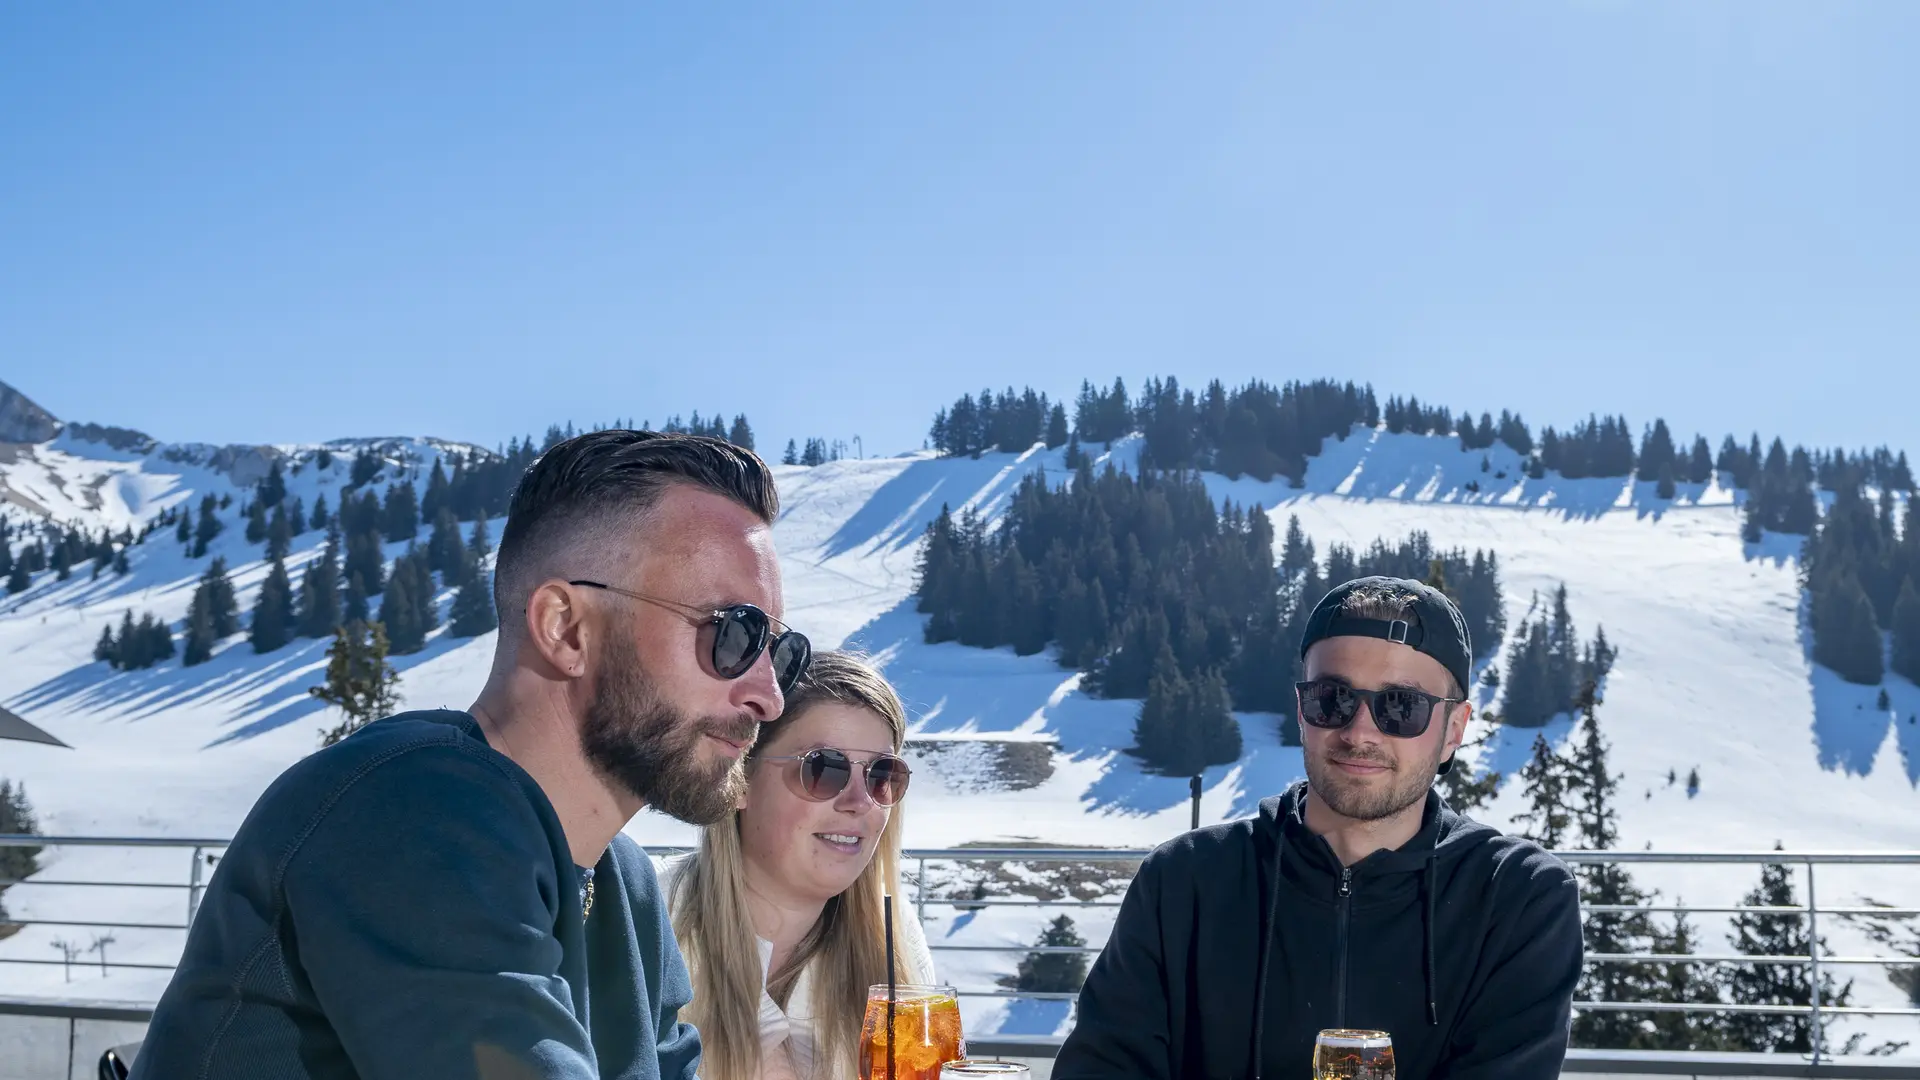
[5,836,1920,1064]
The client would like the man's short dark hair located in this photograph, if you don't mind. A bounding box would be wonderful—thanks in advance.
[492,431,778,627]
[1332,577,1467,699]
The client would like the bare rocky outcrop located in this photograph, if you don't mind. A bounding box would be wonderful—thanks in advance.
[0,379,61,444]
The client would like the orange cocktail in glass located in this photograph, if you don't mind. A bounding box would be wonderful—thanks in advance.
[859,983,964,1080]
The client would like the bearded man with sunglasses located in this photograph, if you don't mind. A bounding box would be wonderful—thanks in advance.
[1056,576,1582,1080]
[136,431,811,1080]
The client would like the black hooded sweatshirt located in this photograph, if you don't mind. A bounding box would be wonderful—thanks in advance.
[1054,783,1582,1080]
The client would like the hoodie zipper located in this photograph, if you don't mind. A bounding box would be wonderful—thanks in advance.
[1334,867,1353,1029]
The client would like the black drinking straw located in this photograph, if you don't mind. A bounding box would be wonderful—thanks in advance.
[884,893,897,1080]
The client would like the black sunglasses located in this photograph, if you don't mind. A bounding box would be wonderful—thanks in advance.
[755,747,912,806]
[567,580,813,694]
[1295,678,1463,739]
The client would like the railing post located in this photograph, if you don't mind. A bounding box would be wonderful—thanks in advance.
[1805,859,1822,1065]
[188,845,206,927]
[916,855,928,927]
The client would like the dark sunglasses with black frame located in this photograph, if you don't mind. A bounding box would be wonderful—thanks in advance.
[754,746,912,806]
[1294,678,1465,739]
[567,580,813,694]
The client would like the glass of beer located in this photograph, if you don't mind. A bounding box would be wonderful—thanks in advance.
[860,983,964,1080]
[1313,1029,1395,1080]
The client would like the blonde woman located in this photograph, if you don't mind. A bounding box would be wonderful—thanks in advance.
[663,651,936,1080]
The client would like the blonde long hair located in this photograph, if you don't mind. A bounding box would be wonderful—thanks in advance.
[668,651,911,1080]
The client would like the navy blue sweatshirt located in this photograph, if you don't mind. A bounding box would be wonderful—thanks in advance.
[132,710,702,1080]
[1054,783,1581,1080]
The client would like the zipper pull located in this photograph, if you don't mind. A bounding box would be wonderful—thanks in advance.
[1338,869,1353,898]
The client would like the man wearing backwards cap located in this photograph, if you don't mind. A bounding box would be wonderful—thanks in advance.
[1056,576,1582,1080]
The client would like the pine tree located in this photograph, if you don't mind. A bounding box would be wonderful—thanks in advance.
[95,624,117,666]
[465,517,492,567]
[112,609,142,669]
[310,494,330,532]
[1280,515,1315,578]
[782,439,799,466]
[5,559,27,596]
[112,547,129,576]
[312,621,403,747]
[379,557,426,654]
[298,527,344,639]
[141,613,175,665]
[1192,667,1243,767]
[267,504,292,562]
[259,460,287,508]
[383,481,420,543]
[1656,463,1676,501]
[1511,735,1575,849]
[449,569,498,637]
[0,778,41,898]
[1637,419,1677,482]
[727,414,755,450]
[245,500,268,545]
[1008,914,1089,993]
[1133,649,1191,774]
[289,496,308,537]
[190,557,240,638]
[1720,848,1854,1053]
[1892,577,1920,684]
[426,507,463,581]
[0,536,10,580]
[1044,404,1069,449]
[182,590,218,666]
[1568,684,1662,1049]
[344,572,371,624]
[1814,574,1884,685]
[175,513,192,546]
[1645,907,1729,1050]
[250,557,296,653]
[1688,436,1714,485]
[192,495,222,558]
[1741,495,1764,543]
[343,526,386,597]
[421,460,450,523]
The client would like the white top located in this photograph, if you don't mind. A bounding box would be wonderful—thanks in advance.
[657,853,938,1080]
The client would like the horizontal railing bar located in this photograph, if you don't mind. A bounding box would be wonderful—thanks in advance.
[927,945,1102,954]
[0,957,184,971]
[0,918,189,930]
[950,991,1920,1017]
[1554,851,1920,865]
[10,835,1920,863]
[1585,904,1920,917]
[904,848,1152,861]
[924,899,1123,909]
[1586,953,1913,966]
[0,879,194,890]
[953,990,1082,1001]
[0,835,228,849]
[0,997,156,1021]
[1575,1001,1920,1017]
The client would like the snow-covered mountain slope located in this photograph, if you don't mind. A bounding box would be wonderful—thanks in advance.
[2,423,1916,1041]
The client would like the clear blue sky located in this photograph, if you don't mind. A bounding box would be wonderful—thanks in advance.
[2,4,1916,459]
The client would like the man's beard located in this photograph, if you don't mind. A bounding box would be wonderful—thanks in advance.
[579,645,757,827]
[1304,737,1443,823]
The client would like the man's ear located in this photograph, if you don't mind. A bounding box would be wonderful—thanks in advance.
[1444,699,1473,759]
[523,580,591,679]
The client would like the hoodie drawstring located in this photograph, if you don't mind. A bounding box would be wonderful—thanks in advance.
[1423,853,1439,1026]
[1249,834,1285,1080]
